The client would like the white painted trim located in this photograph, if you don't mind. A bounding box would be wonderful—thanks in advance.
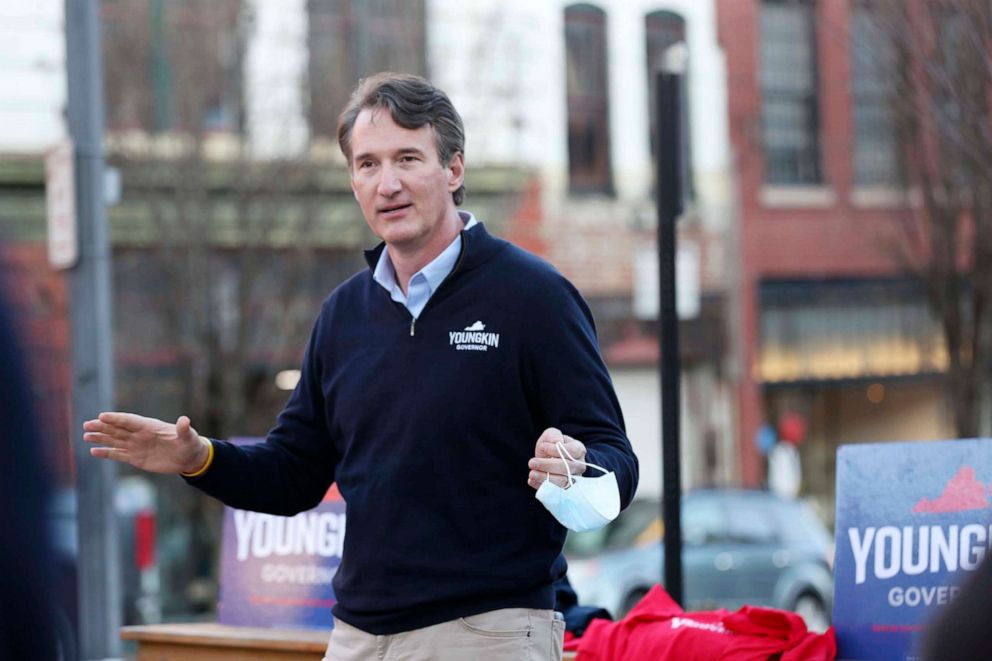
[759,185,837,208]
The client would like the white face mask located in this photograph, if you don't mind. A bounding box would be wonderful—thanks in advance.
[535,441,620,533]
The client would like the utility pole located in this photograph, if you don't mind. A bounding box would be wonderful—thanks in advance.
[64,0,122,658]
[656,69,684,606]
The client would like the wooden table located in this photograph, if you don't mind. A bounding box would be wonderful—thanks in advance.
[121,623,330,661]
[122,623,578,660]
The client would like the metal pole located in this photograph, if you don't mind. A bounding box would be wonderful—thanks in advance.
[65,1,122,658]
[656,70,684,606]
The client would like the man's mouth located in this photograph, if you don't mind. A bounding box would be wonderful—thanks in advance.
[379,203,412,215]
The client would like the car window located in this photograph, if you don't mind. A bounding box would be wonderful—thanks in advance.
[775,499,833,550]
[683,499,727,546]
[726,499,779,544]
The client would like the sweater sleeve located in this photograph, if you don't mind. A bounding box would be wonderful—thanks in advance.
[523,272,639,509]
[183,310,339,516]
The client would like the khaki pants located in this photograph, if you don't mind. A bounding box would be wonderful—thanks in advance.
[323,608,565,661]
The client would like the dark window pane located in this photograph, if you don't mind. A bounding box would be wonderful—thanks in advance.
[760,0,821,185]
[933,6,972,189]
[850,3,901,186]
[307,0,427,140]
[565,4,613,195]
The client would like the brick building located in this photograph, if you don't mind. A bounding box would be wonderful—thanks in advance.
[717,0,958,515]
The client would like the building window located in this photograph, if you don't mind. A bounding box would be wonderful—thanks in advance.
[759,0,821,185]
[102,0,245,134]
[850,3,901,187]
[564,4,613,195]
[307,0,427,140]
[934,5,971,190]
[645,10,693,200]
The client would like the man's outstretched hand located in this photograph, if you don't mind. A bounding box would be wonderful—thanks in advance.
[83,412,210,475]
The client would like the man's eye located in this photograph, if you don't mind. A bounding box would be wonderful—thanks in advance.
[401,155,418,163]
[359,160,374,169]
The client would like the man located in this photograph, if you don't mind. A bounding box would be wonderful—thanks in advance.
[84,73,638,660]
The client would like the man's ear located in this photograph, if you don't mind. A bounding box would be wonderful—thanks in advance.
[447,152,465,193]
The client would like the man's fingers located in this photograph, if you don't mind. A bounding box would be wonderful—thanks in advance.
[89,446,129,463]
[535,429,586,458]
[528,470,570,490]
[97,411,146,432]
[84,418,134,439]
[535,427,563,455]
[528,457,584,476]
[82,419,133,441]
[535,442,557,458]
[531,429,588,487]
[536,438,569,458]
[82,431,122,448]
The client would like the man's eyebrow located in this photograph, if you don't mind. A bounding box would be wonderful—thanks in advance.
[396,147,427,157]
[352,147,427,163]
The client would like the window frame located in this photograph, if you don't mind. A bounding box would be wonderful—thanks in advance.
[759,0,823,186]
[564,3,615,196]
[849,1,903,188]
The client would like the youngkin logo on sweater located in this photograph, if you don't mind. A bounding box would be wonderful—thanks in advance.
[449,320,501,352]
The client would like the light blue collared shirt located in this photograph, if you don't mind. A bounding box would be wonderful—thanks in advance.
[373,211,478,319]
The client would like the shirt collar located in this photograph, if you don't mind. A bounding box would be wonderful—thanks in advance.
[372,211,479,296]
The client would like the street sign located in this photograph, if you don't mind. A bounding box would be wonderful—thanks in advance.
[834,438,992,660]
[45,140,78,269]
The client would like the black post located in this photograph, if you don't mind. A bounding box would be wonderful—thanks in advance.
[656,70,684,605]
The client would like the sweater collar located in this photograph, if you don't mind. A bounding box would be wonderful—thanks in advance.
[363,215,503,274]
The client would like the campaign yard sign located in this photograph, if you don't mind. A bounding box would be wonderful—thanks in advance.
[218,440,345,630]
[834,438,992,660]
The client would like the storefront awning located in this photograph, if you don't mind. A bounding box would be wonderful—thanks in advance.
[758,279,947,383]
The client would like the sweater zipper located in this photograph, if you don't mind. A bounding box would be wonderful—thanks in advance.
[407,238,466,339]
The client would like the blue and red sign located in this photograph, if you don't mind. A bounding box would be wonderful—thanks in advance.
[217,440,345,630]
[834,438,992,660]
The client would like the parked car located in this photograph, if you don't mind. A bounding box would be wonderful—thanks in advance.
[564,489,834,632]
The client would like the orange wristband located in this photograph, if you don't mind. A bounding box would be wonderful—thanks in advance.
[181,438,214,478]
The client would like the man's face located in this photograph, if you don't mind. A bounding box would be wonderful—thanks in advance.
[349,108,464,255]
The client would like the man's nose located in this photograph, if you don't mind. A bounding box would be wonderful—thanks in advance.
[377,164,402,196]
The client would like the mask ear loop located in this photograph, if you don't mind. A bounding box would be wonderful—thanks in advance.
[555,441,612,478]
[554,441,575,488]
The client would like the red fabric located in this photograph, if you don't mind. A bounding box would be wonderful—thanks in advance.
[567,585,836,661]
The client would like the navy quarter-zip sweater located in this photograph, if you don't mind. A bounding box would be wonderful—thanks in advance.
[187,222,639,634]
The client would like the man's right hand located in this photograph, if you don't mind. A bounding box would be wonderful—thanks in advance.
[83,412,211,475]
